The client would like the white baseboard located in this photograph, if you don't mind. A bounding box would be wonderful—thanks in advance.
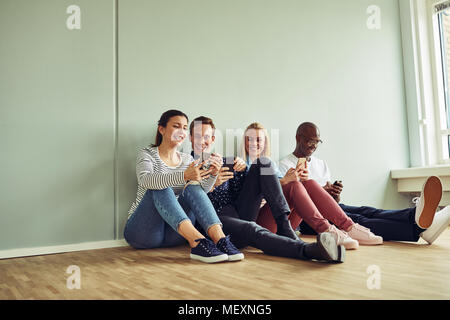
[0,239,129,260]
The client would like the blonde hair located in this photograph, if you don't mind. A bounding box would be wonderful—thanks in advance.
[240,122,271,159]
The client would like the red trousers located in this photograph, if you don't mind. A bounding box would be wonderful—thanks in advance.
[256,180,354,233]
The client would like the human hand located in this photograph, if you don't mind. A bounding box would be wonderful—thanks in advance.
[281,167,300,185]
[324,181,343,202]
[298,168,309,182]
[184,160,212,182]
[233,157,247,172]
[214,167,235,188]
[208,153,223,176]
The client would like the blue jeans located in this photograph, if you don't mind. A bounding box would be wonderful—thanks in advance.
[124,185,222,249]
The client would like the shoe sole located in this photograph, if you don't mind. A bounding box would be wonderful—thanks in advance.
[418,176,442,229]
[317,233,345,263]
[357,239,383,245]
[228,253,245,261]
[342,241,359,250]
[422,213,450,244]
[190,253,229,263]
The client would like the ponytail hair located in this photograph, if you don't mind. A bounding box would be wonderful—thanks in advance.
[152,109,189,147]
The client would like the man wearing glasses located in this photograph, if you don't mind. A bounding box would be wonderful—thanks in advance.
[277,122,450,245]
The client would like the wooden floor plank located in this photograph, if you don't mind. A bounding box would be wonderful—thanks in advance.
[0,227,449,300]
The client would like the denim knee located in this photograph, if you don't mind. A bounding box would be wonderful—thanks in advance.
[181,183,203,196]
[123,222,165,249]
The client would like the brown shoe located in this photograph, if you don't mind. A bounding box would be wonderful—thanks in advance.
[415,176,442,229]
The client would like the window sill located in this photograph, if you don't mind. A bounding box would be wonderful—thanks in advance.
[391,165,450,206]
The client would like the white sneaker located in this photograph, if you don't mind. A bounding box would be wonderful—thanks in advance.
[327,225,359,250]
[414,176,442,229]
[347,223,383,245]
[420,206,450,244]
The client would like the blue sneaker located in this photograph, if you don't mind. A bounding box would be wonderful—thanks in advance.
[216,235,244,261]
[190,238,228,263]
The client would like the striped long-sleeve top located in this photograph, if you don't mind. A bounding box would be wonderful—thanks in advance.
[127,146,217,219]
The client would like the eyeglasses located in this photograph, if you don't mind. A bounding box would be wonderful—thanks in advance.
[299,135,323,147]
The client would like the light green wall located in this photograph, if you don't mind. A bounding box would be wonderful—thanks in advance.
[0,0,115,250]
[118,0,411,236]
[0,0,411,251]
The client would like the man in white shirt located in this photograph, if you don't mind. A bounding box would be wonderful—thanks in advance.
[278,122,450,244]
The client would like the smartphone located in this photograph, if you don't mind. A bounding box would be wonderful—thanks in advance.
[333,180,342,186]
[223,156,235,172]
[200,152,211,170]
[296,157,307,170]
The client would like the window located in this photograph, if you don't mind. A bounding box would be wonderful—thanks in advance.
[431,0,450,162]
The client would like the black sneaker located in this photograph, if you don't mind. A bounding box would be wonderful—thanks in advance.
[216,235,244,261]
[190,238,228,263]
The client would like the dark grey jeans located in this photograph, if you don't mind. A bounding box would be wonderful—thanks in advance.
[218,158,309,260]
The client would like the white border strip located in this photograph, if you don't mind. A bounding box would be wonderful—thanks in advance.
[0,239,128,260]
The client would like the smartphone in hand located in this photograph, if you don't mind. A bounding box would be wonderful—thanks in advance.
[333,180,342,186]
[296,157,307,170]
[200,152,211,170]
[223,156,235,172]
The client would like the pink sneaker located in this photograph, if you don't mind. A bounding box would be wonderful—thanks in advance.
[347,223,383,245]
[327,225,359,250]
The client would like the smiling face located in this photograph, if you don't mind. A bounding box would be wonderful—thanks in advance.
[190,123,215,156]
[158,115,188,147]
[245,128,266,160]
[296,124,322,157]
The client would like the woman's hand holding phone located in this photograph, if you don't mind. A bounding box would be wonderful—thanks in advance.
[184,159,212,182]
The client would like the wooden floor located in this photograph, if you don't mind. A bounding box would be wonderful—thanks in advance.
[1,227,450,300]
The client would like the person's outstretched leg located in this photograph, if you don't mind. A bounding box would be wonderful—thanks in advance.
[339,204,421,241]
[344,211,424,241]
[219,206,344,263]
[256,180,360,249]
[336,176,443,242]
[299,206,423,242]
[339,204,416,222]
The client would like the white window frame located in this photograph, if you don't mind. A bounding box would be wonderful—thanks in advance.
[429,0,450,163]
[400,0,450,166]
